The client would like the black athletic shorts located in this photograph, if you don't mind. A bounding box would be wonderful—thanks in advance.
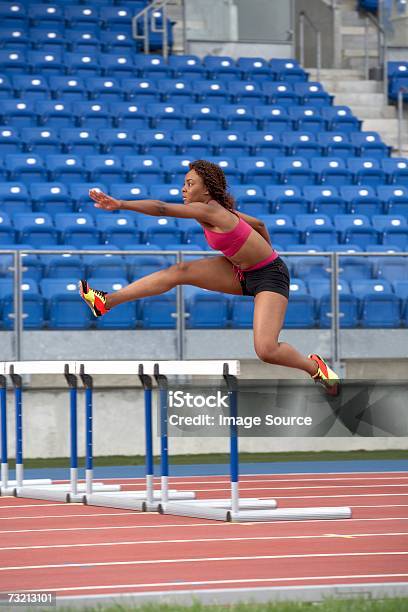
[238,256,290,299]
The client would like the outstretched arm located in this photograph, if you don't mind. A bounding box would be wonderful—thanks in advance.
[89,190,215,223]
[236,211,271,245]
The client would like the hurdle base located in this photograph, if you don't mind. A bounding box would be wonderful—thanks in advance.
[160,501,352,522]
[85,489,196,511]
[14,483,121,503]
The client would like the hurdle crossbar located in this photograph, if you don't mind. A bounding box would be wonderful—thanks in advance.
[5,361,120,502]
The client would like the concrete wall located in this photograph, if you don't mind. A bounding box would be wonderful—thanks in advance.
[294,0,338,69]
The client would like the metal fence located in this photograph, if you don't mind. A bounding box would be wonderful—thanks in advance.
[0,249,407,370]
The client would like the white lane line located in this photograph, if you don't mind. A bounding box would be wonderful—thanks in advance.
[2,551,408,572]
[0,503,83,510]
[24,573,408,594]
[1,532,408,552]
[2,515,408,535]
[0,512,153,521]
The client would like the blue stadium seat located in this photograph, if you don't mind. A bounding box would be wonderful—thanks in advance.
[0,74,13,99]
[0,49,27,73]
[99,31,137,54]
[109,183,149,201]
[64,52,100,77]
[85,154,124,185]
[349,131,390,157]
[109,101,148,129]
[99,53,135,78]
[254,105,292,132]
[269,59,307,82]
[95,213,139,247]
[339,254,373,281]
[1,278,45,330]
[74,101,112,129]
[48,76,87,101]
[59,127,99,155]
[377,185,408,215]
[284,279,315,328]
[236,157,278,186]
[28,3,63,26]
[208,131,247,157]
[292,250,330,279]
[288,106,325,132]
[0,127,22,154]
[339,185,379,215]
[172,129,209,157]
[55,212,99,246]
[347,157,386,186]
[260,81,297,106]
[231,184,269,216]
[12,211,58,245]
[137,216,181,247]
[46,154,86,183]
[147,102,185,130]
[321,106,361,132]
[273,156,316,186]
[99,5,134,29]
[97,128,134,155]
[27,50,64,75]
[259,214,301,248]
[266,185,308,216]
[236,56,272,80]
[334,214,380,247]
[69,182,106,210]
[30,27,66,54]
[30,182,72,214]
[40,277,92,329]
[295,214,335,245]
[86,76,122,102]
[135,129,175,155]
[0,100,36,127]
[317,284,359,328]
[381,157,408,185]
[283,131,321,157]
[203,55,240,80]
[191,79,229,104]
[36,100,74,128]
[167,55,204,79]
[317,132,355,158]
[42,248,84,280]
[186,290,229,328]
[21,127,61,155]
[245,131,285,157]
[0,2,26,25]
[0,26,29,51]
[0,181,29,214]
[64,5,100,27]
[12,74,50,100]
[6,153,46,183]
[0,212,16,244]
[393,280,408,327]
[293,82,333,106]
[311,157,353,186]
[227,81,264,104]
[133,54,171,79]
[376,256,408,282]
[120,77,158,103]
[230,295,254,328]
[351,279,401,328]
[158,78,194,104]
[149,184,182,203]
[303,185,346,216]
[140,293,176,328]
[183,103,222,130]
[64,29,101,53]
[122,154,163,185]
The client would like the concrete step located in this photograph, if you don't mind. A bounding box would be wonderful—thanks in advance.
[341,25,378,38]
[332,92,387,106]
[341,35,379,50]
[362,118,403,134]
[346,105,397,119]
[321,79,382,93]
[343,48,379,58]
[308,68,364,80]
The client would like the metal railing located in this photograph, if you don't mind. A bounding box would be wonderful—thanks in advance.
[299,11,322,82]
[363,5,389,95]
[2,248,407,370]
[397,87,408,156]
[132,0,183,60]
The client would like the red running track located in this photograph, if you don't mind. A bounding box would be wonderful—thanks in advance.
[0,471,407,604]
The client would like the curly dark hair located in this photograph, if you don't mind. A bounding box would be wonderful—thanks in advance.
[189,160,237,214]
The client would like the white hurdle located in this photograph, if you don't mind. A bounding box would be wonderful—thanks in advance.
[4,361,120,502]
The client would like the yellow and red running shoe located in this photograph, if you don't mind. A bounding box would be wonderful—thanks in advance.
[78,280,109,317]
[309,353,340,397]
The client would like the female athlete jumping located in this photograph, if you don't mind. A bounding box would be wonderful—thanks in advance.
[79,159,339,395]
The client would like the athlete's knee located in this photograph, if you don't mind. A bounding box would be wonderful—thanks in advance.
[168,261,191,284]
[254,340,280,364]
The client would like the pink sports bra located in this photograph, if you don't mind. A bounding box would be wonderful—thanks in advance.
[203,216,252,257]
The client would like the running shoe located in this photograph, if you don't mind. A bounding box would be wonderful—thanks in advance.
[309,353,340,397]
[78,279,109,317]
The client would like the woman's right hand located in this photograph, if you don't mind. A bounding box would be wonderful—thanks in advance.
[89,189,122,211]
